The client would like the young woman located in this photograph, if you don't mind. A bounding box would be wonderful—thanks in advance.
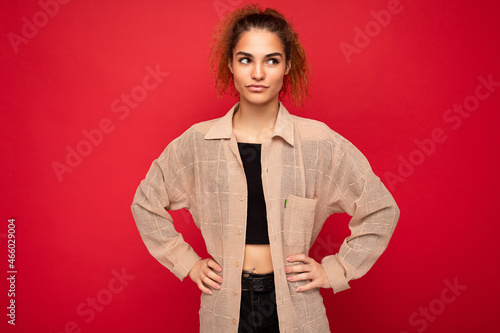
[131,4,400,333]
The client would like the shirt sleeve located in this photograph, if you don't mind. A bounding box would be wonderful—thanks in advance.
[131,137,202,282]
[320,137,400,294]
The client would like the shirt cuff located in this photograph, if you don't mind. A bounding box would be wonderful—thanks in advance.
[321,255,351,294]
[170,249,202,282]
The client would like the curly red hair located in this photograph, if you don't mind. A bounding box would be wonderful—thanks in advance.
[209,3,311,108]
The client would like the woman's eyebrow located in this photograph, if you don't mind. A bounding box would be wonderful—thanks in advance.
[235,51,283,58]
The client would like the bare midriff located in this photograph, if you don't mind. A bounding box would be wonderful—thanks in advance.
[242,244,274,274]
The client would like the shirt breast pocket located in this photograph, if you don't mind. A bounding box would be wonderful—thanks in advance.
[283,194,317,253]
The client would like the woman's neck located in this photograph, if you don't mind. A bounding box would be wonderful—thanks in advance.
[232,98,280,143]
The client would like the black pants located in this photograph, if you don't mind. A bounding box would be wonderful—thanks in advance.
[238,272,280,333]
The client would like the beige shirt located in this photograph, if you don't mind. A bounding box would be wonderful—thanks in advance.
[131,101,400,333]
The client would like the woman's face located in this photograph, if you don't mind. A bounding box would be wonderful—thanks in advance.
[229,28,291,106]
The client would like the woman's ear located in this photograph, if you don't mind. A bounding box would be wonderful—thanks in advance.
[285,60,291,75]
[228,59,233,74]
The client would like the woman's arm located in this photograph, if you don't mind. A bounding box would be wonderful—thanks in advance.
[320,137,400,293]
[131,139,202,282]
[285,135,400,293]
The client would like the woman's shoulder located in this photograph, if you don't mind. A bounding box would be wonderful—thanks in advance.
[290,113,346,145]
[170,117,222,144]
[290,113,374,172]
[158,117,222,165]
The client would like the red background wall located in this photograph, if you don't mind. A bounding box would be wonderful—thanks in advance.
[1,0,499,332]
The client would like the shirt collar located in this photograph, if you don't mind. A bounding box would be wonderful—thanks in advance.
[204,101,295,146]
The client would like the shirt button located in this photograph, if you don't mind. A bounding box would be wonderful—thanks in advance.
[233,290,238,295]
[232,319,237,325]
[235,261,239,267]
[239,196,244,201]
[237,230,242,235]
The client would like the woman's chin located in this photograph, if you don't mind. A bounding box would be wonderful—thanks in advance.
[240,93,277,106]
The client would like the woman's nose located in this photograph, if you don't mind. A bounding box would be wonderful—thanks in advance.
[251,63,265,80]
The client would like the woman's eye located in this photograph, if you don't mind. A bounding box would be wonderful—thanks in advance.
[238,58,279,65]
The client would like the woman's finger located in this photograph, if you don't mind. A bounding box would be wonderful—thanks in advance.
[287,271,311,282]
[207,259,222,272]
[197,280,213,295]
[201,272,222,290]
[205,268,223,285]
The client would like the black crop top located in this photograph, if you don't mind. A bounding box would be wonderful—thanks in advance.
[237,142,270,244]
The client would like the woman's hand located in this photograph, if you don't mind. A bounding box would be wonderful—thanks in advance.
[285,254,332,292]
[188,258,223,295]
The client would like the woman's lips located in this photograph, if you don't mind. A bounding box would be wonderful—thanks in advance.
[246,85,268,92]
